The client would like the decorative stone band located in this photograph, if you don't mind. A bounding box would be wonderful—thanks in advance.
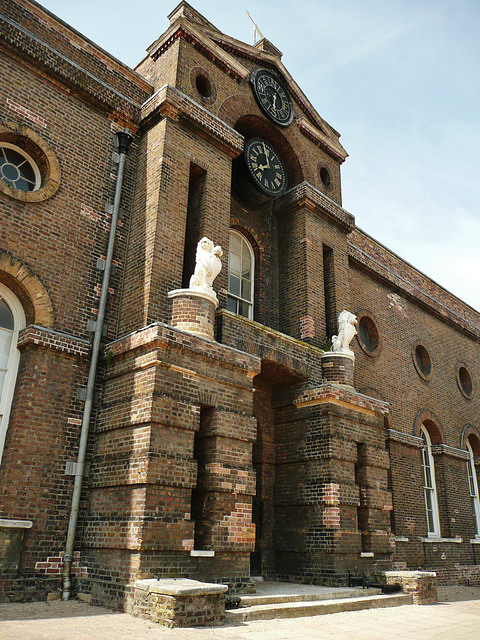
[168,288,218,341]
[321,351,355,388]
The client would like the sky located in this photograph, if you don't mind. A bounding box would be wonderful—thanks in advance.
[38,0,480,311]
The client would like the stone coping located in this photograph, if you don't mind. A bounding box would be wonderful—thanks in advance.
[168,287,218,307]
[385,571,437,578]
[321,350,355,361]
[134,578,228,596]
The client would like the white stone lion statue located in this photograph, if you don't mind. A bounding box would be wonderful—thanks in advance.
[189,237,223,291]
[331,310,357,354]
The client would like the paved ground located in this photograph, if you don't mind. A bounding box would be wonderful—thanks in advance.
[1,587,480,640]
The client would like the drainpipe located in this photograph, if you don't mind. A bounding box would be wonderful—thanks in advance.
[62,129,133,600]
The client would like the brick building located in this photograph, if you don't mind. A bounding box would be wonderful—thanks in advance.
[1,0,479,608]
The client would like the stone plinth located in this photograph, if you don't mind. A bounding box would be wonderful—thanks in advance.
[132,578,228,627]
[168,288,217,340]
[385,571,437,605]
[321,351,355,387]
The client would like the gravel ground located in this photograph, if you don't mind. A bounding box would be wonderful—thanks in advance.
[0,586,479,640]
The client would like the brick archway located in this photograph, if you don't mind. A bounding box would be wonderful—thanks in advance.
[414,409,444,444]
[0,251,54,327]
[461,425,480,456]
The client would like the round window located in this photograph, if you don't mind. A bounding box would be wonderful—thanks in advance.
[0,143,41,192]
[0,123,61,202]
[190,67,217,104]
[412,340,432,381]
[196,74,212,98]
[320,166,331,189]
[356,310,381,357]
[456,362,473,399]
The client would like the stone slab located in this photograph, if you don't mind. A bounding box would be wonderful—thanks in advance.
[134,578,228,596]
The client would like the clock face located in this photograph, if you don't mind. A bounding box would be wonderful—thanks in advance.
[244,137,287,196]
[250,68,294,127]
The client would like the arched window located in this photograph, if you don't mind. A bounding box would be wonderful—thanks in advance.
[226,230,254,319]
[421,426,441,537]
[0,284,25,465]
[466,439,480,537]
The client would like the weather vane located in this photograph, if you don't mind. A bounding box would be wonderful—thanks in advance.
[246,10,264,44]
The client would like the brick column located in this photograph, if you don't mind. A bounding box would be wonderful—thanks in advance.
[321,352,355,387]
[168,289,217,340]
[274,183,354,348]
[274,385,392,584]
[83,324,261,608]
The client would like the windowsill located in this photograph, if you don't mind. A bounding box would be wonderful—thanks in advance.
[360,551,374,557]
[470,537,480,544]
[421,537,463,543]
[394,536,409,542]
[190,550,215,557]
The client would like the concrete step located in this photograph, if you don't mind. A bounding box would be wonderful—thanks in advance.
[225,592,413,622]
[239,586,381,607]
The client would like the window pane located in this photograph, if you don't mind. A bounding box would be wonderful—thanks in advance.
[0,299,14,330]
[242,257,251,279]
[0,329,13,370]
[239,300,251,318]
[226,296,237,313]
[0,369,5,400]
[229,275,240,297]
[230,253,241,275]
[241,278,251,300]
[230,233,241,255]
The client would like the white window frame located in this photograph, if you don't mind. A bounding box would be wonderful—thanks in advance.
[421,426,441,538]
[226,230,254,320]
[0,284,25,466]
[466,440,480,538]
[0,142,41,192]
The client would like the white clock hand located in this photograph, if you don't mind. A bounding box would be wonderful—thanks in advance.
[262,143,271,168]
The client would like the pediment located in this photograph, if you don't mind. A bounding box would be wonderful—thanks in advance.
[144,3,347,161]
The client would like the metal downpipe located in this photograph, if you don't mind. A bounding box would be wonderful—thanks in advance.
[62,130,133,600]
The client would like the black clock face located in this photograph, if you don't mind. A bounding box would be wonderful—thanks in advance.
[244,137,287,196]
[250,68,294,127]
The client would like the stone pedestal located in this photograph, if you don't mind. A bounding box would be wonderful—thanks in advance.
[168,288,217,340]
[385,571,437,604]
[321,351,355,387]
[132,578,228,627]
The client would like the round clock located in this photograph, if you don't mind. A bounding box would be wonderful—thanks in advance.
[244,137,287,196]
[250,68,294,127]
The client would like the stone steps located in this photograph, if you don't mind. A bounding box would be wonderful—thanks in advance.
[238,586,381,607]
[225,591,412,623]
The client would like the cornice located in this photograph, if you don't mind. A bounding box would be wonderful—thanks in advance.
[273,182,355,232]
[297,117,348,163]
[140,84,244,157]
[348,230,480,341]
[0,12,151,123]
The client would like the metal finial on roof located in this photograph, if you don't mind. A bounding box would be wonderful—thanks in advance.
[246,10,264,44]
